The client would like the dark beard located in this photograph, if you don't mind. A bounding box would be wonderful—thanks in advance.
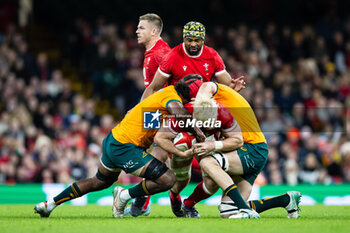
[187,48,200,56]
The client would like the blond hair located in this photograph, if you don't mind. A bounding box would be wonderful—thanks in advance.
[193,96,218,122]
[139,13,163,35]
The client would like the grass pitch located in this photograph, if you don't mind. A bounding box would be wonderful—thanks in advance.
[1,204,350,233]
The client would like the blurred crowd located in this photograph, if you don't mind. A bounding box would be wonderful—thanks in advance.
[0,24,138,184]
[1,18,350,185]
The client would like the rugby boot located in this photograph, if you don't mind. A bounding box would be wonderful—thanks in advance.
[113,186,129,218]
[170,191,185,217]
[34,202,51,218]
[182,205,200,218]
[228,208,260,219]
[124,196,151,217]
[285,191,302,218]
[218,201,239,218]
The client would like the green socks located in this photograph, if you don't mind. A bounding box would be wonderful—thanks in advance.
[224,184,250,209]
[249,194,290,213]
[53,183,82,205]
[129,180,150,198]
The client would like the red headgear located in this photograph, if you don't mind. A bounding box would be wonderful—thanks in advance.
[185,79,203,99]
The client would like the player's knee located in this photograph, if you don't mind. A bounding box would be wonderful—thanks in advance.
[199,157,217,171]
[143,158,169,181]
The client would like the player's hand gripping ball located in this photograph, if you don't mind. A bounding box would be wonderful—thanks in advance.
[173,132,196,151]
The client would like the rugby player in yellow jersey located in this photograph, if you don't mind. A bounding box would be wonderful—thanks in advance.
[34,81,205,218]
[181,79,301,219]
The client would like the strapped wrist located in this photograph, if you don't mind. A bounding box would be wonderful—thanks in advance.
[214,141,223,151]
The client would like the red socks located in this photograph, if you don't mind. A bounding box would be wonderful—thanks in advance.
[184,181,212,207]
[143,195,151,210]
[170,189,182,202]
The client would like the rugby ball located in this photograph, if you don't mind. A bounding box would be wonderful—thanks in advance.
[173,132,196,151]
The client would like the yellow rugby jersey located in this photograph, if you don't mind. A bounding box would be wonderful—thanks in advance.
[214,83,266,143]
[112,86,182,148]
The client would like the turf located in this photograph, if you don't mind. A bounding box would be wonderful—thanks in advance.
[1,204,350,233]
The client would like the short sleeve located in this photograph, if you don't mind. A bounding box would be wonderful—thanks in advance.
[154,46,171,65]
[213,52,226,76]
[157,88,183,109]
[218,104,237,132]
[158,52,174,78]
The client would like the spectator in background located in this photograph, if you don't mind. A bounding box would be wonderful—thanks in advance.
[0,28,109,184]
[299,153,330,184]
[33,53,52,81]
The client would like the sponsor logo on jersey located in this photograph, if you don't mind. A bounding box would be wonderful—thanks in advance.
[123,160,139,169]
[142,151,148,158]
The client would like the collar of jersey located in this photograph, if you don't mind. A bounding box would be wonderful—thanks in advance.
[182,43,203,58]
[146,38,162,52]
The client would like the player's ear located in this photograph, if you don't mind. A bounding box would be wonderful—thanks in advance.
[151,28,158,36]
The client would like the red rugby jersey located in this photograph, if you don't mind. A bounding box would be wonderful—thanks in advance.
[158,43,226,85]
[143,38,171,88]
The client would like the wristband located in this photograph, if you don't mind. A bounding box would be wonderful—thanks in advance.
[214,141,223,151]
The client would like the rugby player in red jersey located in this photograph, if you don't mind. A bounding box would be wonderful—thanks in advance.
[137,20,245,216]
[141,21,245,101]
[138,22,243,214]
[125,14,172,217]
[154,97,243,217]
[136,13,171,88]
